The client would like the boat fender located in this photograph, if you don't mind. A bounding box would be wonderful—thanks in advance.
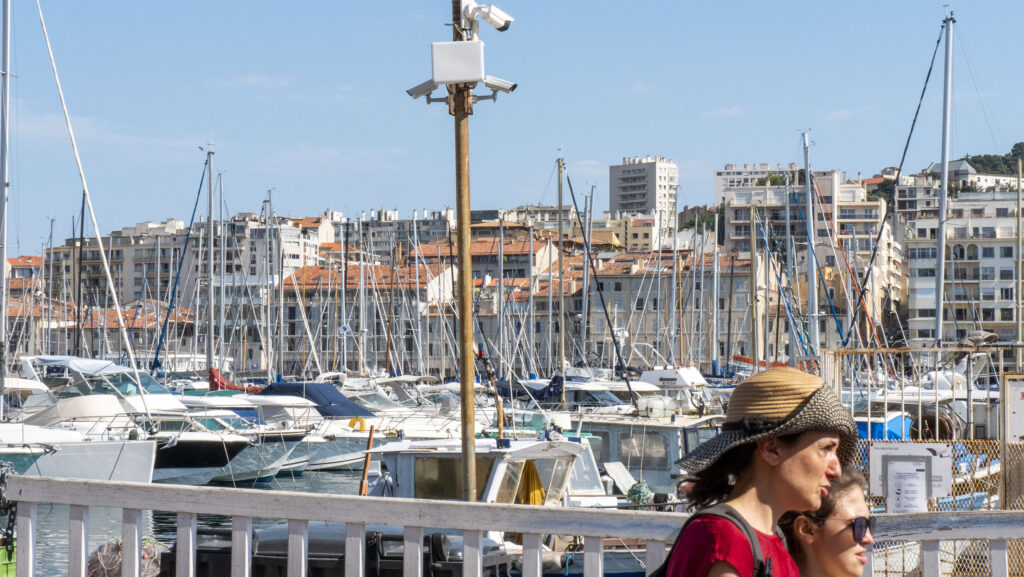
[348,417,367,432]
[429,532,451,561]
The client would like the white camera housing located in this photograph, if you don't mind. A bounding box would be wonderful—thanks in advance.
[483,75,516,94]
[407,79,437,99]
[462,0,513,31]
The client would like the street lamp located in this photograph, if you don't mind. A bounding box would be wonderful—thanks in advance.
[407,0,516,502]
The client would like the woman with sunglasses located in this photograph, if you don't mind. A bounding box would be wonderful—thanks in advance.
[778,468,875,577]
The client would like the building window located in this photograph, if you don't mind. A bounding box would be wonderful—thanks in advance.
[982,308,994,322]
[916,309,936,318]
[1001,269,1015,280]
[997,208,1010,217]
[614,282,622,291]
[1002,309,1014,321]
[635,298,645,311]
[1002,287,1014,301]
[983,247,995,258]
[1003,246,1015,258]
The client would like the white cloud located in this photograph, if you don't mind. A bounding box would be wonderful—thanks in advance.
[708,105,743,118]
[827,109,853,121]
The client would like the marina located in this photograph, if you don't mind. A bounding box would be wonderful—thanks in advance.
[0,1,1019,576]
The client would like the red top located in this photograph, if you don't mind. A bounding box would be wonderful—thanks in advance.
[666,516,799,577]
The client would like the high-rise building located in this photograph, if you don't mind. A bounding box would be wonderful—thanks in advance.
[608,156,678,216]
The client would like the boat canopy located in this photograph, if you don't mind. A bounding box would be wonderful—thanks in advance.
[259,382,373,418]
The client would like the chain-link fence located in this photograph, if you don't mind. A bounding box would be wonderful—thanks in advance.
[859,439,1024,576]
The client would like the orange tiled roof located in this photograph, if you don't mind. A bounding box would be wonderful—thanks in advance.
[8,255,42,267]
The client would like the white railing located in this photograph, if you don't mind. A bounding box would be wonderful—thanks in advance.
[10,475,1024,577]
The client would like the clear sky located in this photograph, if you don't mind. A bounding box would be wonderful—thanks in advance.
[4,1,1022,256]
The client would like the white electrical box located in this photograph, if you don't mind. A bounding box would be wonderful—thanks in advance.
[431,40,485,84]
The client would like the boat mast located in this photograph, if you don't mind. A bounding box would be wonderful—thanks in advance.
[1017,158,1022,370]
[0,0,10,399]
[527,225,536,376]
[711,214,720,375]
[934,13,954,346]
[498,215,505,378]
[263,196,273,384]
[219,173,226,373]
[750,206,759,374]
[668,195,679,365]
[206,150,215,377]
[785,174,797,367]
[556,157,565,377]
[803,132,820,357]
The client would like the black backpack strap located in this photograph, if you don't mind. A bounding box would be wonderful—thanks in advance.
[649,503,771,577]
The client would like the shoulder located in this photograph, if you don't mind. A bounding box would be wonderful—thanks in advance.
[757,532,799,577]
[666,516,754,577]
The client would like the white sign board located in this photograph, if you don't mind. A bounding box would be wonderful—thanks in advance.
[869,442,953,498]
[884,456,930,513]
[1006,375,1024,442]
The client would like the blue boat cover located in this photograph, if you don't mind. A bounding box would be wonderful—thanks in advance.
[259,382,374,418]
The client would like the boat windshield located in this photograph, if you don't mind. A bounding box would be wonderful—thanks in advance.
[575,389,625,407]
[195,415,253,432]
[349,392,405,412]
[73,371,171,397]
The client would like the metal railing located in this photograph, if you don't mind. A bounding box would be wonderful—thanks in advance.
[11,475,1024,577]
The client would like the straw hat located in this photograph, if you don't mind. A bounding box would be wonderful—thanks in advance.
[676,367,858,474]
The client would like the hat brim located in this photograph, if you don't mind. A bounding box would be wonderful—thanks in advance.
[676,386,858,475]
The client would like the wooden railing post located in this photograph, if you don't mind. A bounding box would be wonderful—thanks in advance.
[344,522,366,577]
[463,530,484,577]
[583,535,604,577]
[231,516,253,577]
[121,508,143,577]
[15,501,36,577]
[521,533,542,577]
[403,526,424,576]
[645,540,667,576]
[68,505,88,577]
[287,519,308,577]
[176,511,197,577]
[990,539,1009,577]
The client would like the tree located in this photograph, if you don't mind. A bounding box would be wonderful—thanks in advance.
[754,174,785,186]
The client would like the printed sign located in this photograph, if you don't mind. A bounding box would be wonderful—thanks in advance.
[1005,375,1024,443]
[884,456,931,514]
[869,442,952,498]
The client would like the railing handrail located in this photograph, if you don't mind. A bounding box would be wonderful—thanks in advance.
[8,475,686,541]
[12,475,1024,577]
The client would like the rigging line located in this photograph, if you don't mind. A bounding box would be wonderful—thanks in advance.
[753,209,812,361]
[809,175,880,354]
[36,0,152,412]
[845,22,944,348]
[151,158,209,372]
[956,33,1002,153]
[790,176,843,351]
[564,169,639,410]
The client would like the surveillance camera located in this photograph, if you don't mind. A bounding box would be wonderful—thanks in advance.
[462,0,513,31]
[483,75,516,93]
[407,79,437,100]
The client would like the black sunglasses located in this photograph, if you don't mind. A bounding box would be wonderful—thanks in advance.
[849,516,875,543]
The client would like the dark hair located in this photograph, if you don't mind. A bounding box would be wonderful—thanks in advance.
[684,432,803,510]
[778,467,868,560]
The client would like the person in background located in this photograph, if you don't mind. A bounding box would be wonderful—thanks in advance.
[778,468,875,577]
[664,367,859,577]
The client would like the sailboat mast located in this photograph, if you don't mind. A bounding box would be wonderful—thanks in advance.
[0,0,10,395]
[668,195,679,364]
[785,174,796,367]
[934,13,954,346]
[803,132,819,356]
[219,174,226,372]
[557,157,565,376]
[711,214,719,374]
[206,150,214,375]
[264,197,273,384]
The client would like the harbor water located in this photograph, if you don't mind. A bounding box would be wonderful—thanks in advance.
[29,470,361,576]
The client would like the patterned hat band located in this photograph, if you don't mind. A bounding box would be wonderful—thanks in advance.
[721,417,784,436]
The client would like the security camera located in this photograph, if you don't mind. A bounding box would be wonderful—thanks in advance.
[407,79,437,99]
[483,75,517,93]
[462,0,513,31]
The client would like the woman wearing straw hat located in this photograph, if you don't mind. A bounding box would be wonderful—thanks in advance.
[663,366,858,577]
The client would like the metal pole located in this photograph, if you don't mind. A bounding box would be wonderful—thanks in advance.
[206,150,214,377]
[452,0,476,502]
[0,0,10,403]
[750,206,759,373]
[785,175,797,367]
[219,174,226,372]
[1017,158,1022,370]
[528,225,535,376]
[804,133,819,357]
[934,14,954,346]
[711,214,719,375]
[557,158,565,378]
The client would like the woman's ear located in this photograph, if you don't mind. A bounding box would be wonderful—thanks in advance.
[756,437,783,466]
[793,516,817,546]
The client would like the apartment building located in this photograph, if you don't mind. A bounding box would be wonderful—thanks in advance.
[905,190,1023,358]
[609,156,678,216]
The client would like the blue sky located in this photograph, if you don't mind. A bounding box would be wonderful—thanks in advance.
[5,1,1022,255]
